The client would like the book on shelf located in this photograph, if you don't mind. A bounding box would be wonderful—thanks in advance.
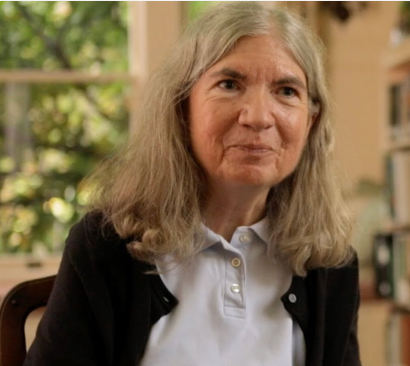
[374,233,395,298]
[389,75,410,141]
[390,83,402,140]
[393,232,410,304]
[385,154,395,219]
[385,150,410,225]
[386,308,410,366]
[373,231,410,303]
[406,76,410,137]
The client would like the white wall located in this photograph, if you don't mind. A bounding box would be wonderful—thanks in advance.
[326,2,399,187]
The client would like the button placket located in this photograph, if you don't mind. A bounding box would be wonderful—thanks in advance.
[223,232,249,318]
[224,254,245,308]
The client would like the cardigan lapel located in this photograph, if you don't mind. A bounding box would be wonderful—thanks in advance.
[305,269,326,366]
[281,270,327,366]
[120,261,153,366]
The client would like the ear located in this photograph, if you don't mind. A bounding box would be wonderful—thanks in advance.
[306,101,320,136]
[309,111,319,129]
[304,112,317,140]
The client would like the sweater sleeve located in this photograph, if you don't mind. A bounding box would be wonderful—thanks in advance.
[325,252,362,366]
[23,216,116,366]
[344,294,362,366]
[342,268,362,366]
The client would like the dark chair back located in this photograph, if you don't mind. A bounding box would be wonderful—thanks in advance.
[0,275,56,366]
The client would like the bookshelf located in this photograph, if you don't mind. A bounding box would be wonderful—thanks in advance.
[383,37,410,74]
[388,138,410,152]
[374,36,410,366]
[382,36,410,228]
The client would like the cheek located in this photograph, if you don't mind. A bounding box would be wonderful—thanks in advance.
[190,121,219,165]
[277,109,310,144]
[193,110,231,147]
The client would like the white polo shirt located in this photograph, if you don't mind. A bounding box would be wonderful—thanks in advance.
[140,218,305,366]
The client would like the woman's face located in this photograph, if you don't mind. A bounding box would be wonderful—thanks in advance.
[188,34,314,192]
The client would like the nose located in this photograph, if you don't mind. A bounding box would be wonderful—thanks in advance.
[237,89,275,131]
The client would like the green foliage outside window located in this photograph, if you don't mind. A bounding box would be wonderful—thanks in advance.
[188,1,219,20]
[0,1,128,71]
[0,2,129,254]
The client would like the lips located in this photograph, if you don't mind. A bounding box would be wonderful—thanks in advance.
[231,143,272,151]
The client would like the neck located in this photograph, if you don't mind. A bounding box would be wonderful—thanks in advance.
[203,184,270,242]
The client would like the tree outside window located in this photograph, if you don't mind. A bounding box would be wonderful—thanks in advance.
[0,2,129,255]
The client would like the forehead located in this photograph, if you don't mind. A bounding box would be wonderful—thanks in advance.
[204,34,306,84]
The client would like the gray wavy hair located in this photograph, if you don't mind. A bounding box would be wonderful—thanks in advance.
[88,1,353,276]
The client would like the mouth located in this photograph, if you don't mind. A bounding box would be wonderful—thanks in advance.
[231,144,273,153]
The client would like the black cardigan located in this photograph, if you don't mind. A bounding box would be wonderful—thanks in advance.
[24,214,362,366]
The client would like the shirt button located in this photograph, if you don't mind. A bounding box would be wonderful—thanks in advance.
[231,258,241,268]
[288,293,297,303]
[239,233,250,243]
[230,284,241,293]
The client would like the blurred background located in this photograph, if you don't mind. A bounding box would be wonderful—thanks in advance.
[1,2,410,365]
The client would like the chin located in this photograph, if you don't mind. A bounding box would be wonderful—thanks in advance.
[223,171,281,189]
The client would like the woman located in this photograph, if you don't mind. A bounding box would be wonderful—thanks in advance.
[24,2,361,366]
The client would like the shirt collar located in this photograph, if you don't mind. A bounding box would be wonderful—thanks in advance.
[249,216,271,245]
[197,216,271,251]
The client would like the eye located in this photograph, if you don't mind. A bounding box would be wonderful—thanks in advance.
[279,86,298,97]
[218,79,238,91]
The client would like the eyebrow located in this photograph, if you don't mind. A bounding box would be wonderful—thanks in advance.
[209,67,307,91]
[275,76,307,91]
[209,68,247,81]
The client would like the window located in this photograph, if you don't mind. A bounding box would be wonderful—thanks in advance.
[0,2,130,254]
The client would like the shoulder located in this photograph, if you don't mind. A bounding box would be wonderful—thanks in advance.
[307,250,360,307]
[64,211,134,274]
[67,211,122,247]
[308,249,359,283]
[325,251,359,295]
